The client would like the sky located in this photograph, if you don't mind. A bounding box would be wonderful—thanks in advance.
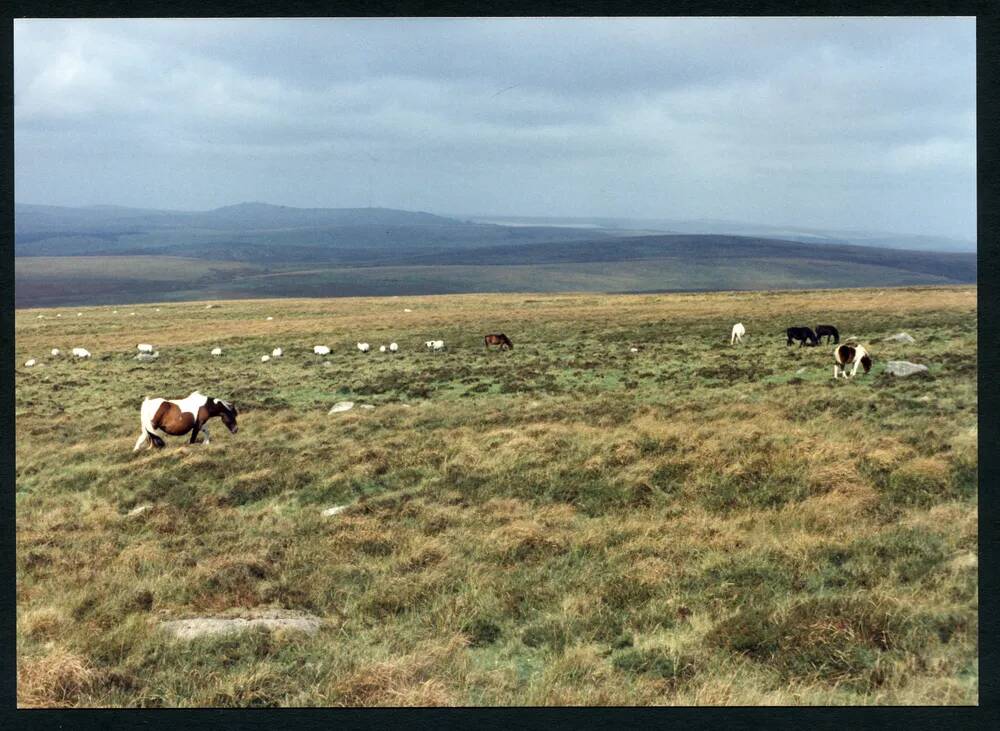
[14,17,977,240]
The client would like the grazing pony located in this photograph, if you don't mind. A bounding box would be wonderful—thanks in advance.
[815,325,840,344]
[786,327,819,347]
[730,322,746,345]
[833,343,872,379]
[133,391,238,451]
[484,333,514,350]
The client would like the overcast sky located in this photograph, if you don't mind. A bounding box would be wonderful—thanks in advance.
[14,17,976,240]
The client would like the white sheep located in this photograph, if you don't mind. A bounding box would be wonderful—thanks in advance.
[425,340,445,351]
[379,345,387,353]
[50,348,60,357]
[272,347,283,358]
[404,308,413,312]
[211,347,223,356]
[629,347,639,353]
[266,316,274,321]
[389,342,398,353]
[56,314,62,318]
[261,354,271,362]
[357,342,370,353]
[137,343,155,354]
[71,348,91,358]
[24,359,36,367]
[314,345,331,355]
[77,312,82,317]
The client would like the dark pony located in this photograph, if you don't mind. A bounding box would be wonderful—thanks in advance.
[815,325,840,344]
[133,391,238,451]
[485,333,514,350]
[786,327,819,347]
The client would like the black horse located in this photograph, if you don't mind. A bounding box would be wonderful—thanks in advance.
[786,327,819,347]
[815,325,840,344]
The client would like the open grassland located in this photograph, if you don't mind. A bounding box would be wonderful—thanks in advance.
[15,286,977,706]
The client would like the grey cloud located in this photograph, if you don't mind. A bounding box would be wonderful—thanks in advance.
[14,17,976,240]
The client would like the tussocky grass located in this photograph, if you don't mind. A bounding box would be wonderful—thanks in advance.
[15,285,977,706]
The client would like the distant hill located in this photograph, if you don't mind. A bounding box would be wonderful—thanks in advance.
[13,202,977,307]
[462,214,977,253]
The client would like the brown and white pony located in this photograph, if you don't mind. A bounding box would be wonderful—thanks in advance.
[132,391,238,451]
[833,343,872,379]
[484,333,514,350]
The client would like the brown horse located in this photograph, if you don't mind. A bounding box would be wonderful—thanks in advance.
[484,333,514,350]
[133,391,238,451]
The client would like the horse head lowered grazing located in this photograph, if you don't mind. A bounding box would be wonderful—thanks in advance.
[132,391,238,451]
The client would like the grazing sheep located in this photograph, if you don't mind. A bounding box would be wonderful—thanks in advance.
[137,344,155,354]
[51,348,60,357]
[211,347,223,356]
[24,359,36,367]
[379,345,387,353]
[313,345,331,356]
[261,355,271,362]
[272,347,283,358]
[425,340,445,351]
[731,322,746,345]
[629,347,639,353]
[357,342,370,353]
[71,348,91,358]
[389,342,398,353]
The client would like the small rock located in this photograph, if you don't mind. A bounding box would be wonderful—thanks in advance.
[261,355,271,362]
[948,552,977,571]
[629,347,639,353]
[127,504,154,518]
[796,367,807,375]
[885,332,916,344]
[322,505,348,517]
[160,610,321,640]
[135,352,159,361]
[403,308,412,312]
[885,360,929,377]
[328,401,355,413]
[266,316,274,321]
[360,404,375,410]
[24,359,36,367]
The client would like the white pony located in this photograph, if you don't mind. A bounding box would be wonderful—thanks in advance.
[730,323,746,345]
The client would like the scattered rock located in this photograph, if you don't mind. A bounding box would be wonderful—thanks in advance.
[266,316,274,321]
[796,367,807,375]
[629,347,639,353]
[403,308,412,312]
[885,360,929,377]
[321,505,348,517]
[160,610,322,640]
[328,401,355,414]
[24,359,36,367]
[360,404,375,410]
[127,504,154,518]
[885,332,916,344]
[135,352,159,361]
[261,355,271,362]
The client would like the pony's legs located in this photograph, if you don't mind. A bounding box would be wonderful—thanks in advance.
[133,432,149,451]
[201,428,210,445]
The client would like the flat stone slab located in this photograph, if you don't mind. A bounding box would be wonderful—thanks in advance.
[322,505,349,517]
[359,404,375,410]
[127,504,154,518]
[328,401,355,413]
[161,610,321,640]
[135,352,159,361]
[885,360,929,377]
[885,332,916,344]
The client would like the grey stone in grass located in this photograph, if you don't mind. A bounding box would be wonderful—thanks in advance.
[322,505,349,517]
[795,367,807,375]
[135,352,160,361]
[885,360,929,377]
[885,332,916,344]
[328,401,354,414]
[127,504,154,518]
[360,404,375,410]
[160,610,321,640]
